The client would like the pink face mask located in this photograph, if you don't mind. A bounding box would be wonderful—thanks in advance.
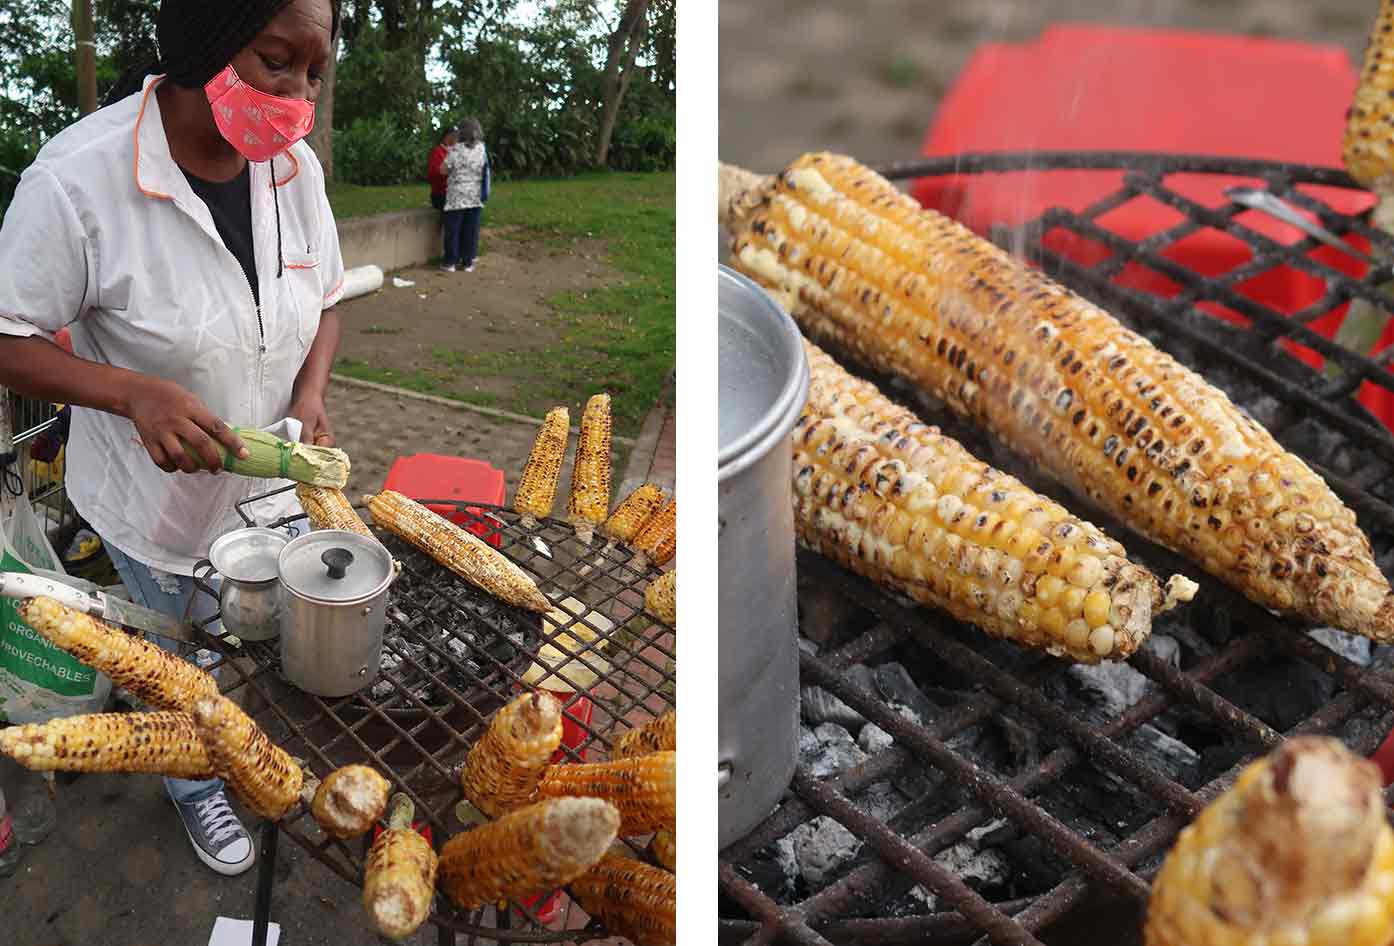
[203,64,316,162]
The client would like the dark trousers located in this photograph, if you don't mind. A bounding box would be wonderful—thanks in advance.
[430,192,446,211]
[443,207,483,267]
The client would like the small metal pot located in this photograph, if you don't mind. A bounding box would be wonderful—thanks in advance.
[195,528,291,641]
[718,265,810,849]
[276,530,396,698]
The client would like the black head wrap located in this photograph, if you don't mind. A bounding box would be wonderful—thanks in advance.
[104,0,340,107]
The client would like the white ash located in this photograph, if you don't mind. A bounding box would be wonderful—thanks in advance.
[872,663,940,726]
[905,819,1011,911]
[858,723,894,754]
[774,816,863,889]
[801,686,866,732]
[443,635,475,663]
[1113,724,1200,785]
[802,723,870,779]
[798,637,819,656]
[1068,659,1152,718]
[388,607,411,625]
[369,678,395,701]
[852,781,905,823]
[1309,627,1371,668]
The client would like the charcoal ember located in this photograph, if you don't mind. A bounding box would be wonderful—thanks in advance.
[1308,627,1372,668]
[369,678,395,701]
[1341,712,1391,756]
[995,712,1039,772]
[1067,660,1152,719]
[796,574,873,647]
[904,819,1011,912]
[1114,724,1200,786]
[801,686,866,732]
[797,636,819,656]
[851,781,904,823]
[442,634,476,664]
[798,725,821,764]
[858,722,893,754]
[1287,417,1345,470]
[733,851,797,903]
[1211,657,1332,733]
[379,646,404,674]
[804,723,870,779]
[773,815,862,889]
[1240,395,1285,431]
[1373,644,1394,672]
[873,663,940,726]
[387,607,411,626]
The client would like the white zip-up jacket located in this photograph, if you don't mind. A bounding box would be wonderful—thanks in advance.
[0,75,346,575]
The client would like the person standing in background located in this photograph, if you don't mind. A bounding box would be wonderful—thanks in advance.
[427,126,456,213]
[440,118,489,273]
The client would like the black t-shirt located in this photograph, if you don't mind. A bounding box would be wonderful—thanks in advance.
[183,164,259,308]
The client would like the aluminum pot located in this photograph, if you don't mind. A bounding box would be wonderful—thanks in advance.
[195,528,291,641]
[718,265,810,849]
[277,530,396,697]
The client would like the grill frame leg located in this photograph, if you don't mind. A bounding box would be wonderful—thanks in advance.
[252,819,278,946]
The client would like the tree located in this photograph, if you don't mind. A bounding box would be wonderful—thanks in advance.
[594,0,647,168]
[307,35,339,178]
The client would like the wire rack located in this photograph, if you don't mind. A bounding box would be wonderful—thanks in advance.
[190,494,676,943]
[717,153,1394,946]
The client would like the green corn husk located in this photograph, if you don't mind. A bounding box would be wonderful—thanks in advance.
[188,427,350,487]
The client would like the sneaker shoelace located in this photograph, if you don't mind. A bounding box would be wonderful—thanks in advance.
[195,794,244,848]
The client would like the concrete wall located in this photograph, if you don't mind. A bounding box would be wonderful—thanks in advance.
[336,208,441,272]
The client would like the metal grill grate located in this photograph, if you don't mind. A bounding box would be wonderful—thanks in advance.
[191,495,675,942]
[717,153,1394,946]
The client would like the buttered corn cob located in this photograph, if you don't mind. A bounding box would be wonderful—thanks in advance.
[643,570,676,626]
[521,598,612,692]
[568,394,613,543]
[516,407,570,527]
[367,490,550,612]
[297,484,374,537]
[1345,0,1394,228]
[796,341,1192,660]
[536,750,676,836]
[603,484,667,544]
[632,499,676,570]
[650,831,676,871]
[362,793,437,940]
[613,711,677,760]
[571,855,677,946]
[0,711,214,778]
[192,695,304,821]
[461,691,564,817]
[19,597,219,712]
[1145,736,1394,946]
[723,153,1394,640]
[437,797,620,909]
[312,764,391,839]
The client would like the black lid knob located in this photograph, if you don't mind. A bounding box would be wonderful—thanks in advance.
[322,547,354,580]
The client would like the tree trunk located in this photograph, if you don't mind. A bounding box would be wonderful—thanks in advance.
[594,0,649,168]
[308,36,339,180]
[74,0,98,116]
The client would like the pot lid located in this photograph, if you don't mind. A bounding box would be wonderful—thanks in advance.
[209,528,290,584]
[278,530,395,604]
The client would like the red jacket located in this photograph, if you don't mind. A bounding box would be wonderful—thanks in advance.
[428,144,449,195]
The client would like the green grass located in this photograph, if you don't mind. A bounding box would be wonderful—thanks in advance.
[327,183,433,219]
[332,172,675,438]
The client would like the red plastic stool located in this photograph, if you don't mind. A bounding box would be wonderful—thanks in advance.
[383,454,506,547]
[912,25,1394,430]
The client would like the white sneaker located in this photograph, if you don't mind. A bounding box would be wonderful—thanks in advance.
[464,264,475,273]
[173,789,255,876]
[440,263,457,272]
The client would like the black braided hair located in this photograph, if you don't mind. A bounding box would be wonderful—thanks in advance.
[103,0,341,107]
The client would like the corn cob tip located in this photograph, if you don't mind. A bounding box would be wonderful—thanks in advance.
[718,161,773,229]
[1159,575,1198,614]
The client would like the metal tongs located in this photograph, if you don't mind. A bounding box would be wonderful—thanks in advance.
[1224,186,1379,268]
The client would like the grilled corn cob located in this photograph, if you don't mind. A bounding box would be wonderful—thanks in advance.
[297,484,374,537]
[603,484,667,545]
[311,764,391,839]
[613,711,677,760]
[362,793,437,940]
[643,570,676,626]
[632,498,676,570]
[461,691,564,817]
[795,341,1193,661]
[516,407,570,527]
[1345,0,1394,227]
[650,831,676,871]
[568,394,613,543]
[18,597,219,712]
[366,490,550,612]
[1145,736,1394,946]
[536,750,676,836]
[571,855,677,946]
[192,695,304,821]
[437,797,620,909]
[723,153,1394,640]
[0,711,214,778]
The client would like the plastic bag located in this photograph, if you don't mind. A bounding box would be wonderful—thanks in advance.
[0,501,112,724]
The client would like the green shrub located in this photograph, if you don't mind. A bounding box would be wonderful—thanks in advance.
[607,111,675,173]
[334,115,430,187]
[0,128,39,219]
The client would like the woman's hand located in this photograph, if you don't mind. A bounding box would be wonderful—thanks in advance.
[289,393,335,447]
[124,375,247,474]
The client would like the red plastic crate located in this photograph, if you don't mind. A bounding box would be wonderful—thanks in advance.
[913,25,1394,430]
[382,454,506,547]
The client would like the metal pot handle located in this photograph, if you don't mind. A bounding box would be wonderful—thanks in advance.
[191,559,219,602]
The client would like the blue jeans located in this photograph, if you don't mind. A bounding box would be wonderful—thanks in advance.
[442,206,482,266]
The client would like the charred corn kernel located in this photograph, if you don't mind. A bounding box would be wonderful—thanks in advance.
[437,797,620,909]
[1346,0,1394,209]
[650,831,676,872]
[613,712,677,760]
[516,407,569,527]
[366,490,550,612]
[724,152,1394,640]
[632,499,676,569]
[192,695,303,821]
[311,764,391,840]
[536,751,676,836]
[790,342,1190,662]
[0,711,213,778]
[643,570,676,626]
[18,597,219,712]
[603,484,666,545]
[461,691,564,818]
[571,855,677,946]
[568,394,612,543]
[296,485,374,537]
[363,793,437,941]
[1145,737,1394,946]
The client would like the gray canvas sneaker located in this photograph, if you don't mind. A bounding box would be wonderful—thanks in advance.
[172,789,255,876]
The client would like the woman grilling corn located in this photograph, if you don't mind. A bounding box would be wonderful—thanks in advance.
[0,0,343,875]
